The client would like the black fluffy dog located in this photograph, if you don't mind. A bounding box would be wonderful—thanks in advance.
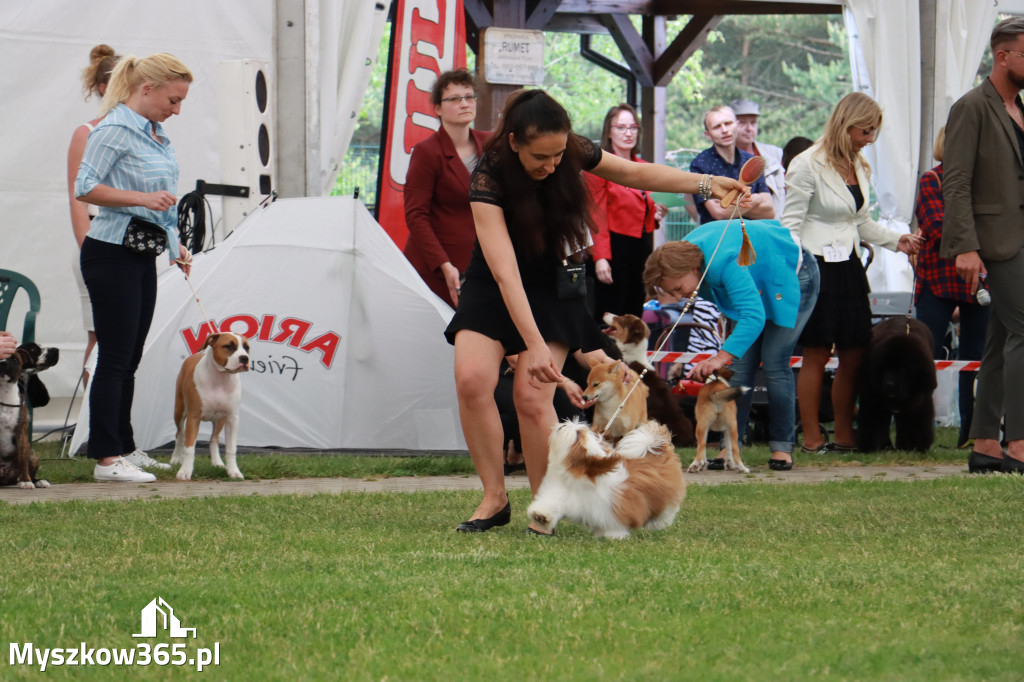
[857,318,937,452]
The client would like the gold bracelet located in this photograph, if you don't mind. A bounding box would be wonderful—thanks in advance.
[698,174,714,200]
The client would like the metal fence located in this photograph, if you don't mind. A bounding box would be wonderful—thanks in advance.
[661,149,701,241]
[332,144,703,239]
[332,144,379,211]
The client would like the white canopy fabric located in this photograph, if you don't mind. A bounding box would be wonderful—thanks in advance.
[70,197,464,453]
[843,0,920,294]
[932,0,1000,137]
[0,0,388,401]
[331,1,392,196]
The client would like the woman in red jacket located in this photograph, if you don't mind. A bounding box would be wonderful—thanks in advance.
[403,69,490,308]
[586,104,667,319]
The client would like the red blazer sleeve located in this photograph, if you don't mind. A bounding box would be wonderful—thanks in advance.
[586,171,612,261]
[403,135,449,272]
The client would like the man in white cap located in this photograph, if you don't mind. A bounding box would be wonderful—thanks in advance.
[730,98,786,219]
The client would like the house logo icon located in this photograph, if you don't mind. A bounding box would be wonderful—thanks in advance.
[133,597,197,638]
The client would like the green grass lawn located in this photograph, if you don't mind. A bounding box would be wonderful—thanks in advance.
[3,472,1022,680]
[30,425,971,484]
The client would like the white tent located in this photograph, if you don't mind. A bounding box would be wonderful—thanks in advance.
[844,0,1000,293]
[70,197,465,453]
[0,0,389,402]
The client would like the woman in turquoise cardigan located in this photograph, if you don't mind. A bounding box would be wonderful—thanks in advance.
[643,219,819,469]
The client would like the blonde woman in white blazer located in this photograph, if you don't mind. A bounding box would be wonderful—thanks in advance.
[781,93,920,454]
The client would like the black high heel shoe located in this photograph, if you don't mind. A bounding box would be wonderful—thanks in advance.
[456,499,512,533]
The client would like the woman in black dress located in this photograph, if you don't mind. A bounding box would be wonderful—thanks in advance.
[445,90,750,534]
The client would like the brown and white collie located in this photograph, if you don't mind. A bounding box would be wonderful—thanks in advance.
[526,418,686,539]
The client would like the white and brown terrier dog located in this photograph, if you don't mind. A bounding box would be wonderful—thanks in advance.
[0,343,59,489]
[582,360,649,441]
[527,418,686,539]
[602,312,696,447]
[690,368,749,474]
[171,332,250,481]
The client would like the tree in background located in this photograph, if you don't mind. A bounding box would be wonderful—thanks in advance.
[335,14,852,199]
[667,15,851,152]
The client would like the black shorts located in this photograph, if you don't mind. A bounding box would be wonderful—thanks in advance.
[444,276,605,354]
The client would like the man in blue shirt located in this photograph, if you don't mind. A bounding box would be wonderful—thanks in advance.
[689,105,775,224]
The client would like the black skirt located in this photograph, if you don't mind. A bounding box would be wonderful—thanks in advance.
[444,274,605,355]
[798,254,872,350]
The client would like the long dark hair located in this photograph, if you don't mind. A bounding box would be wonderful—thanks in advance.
[479,89,594,258]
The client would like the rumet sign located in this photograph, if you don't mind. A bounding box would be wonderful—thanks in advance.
[482,27,545,85]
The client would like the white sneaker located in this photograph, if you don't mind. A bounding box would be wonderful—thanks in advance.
[123,448,171,471]
[94,457,157,483]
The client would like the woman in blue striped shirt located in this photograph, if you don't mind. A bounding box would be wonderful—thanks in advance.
[74,53,193,482]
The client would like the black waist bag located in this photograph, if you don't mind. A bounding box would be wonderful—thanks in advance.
[123,217,167,256]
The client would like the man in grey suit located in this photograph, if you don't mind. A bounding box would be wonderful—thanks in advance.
[942,17,1024,474]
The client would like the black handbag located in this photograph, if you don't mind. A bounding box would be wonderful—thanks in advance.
[556,259,587,299]
[123,216,167,256]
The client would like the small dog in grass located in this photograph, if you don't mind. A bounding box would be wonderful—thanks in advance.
[689,368,749,474]
[527,418,686,539]
[582,360,648,441]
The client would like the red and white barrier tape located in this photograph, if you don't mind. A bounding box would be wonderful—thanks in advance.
[647,351,981,371]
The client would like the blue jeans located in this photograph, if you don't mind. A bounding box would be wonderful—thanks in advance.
[732,250,820,453]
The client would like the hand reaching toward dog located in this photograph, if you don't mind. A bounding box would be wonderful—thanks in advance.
[561,378,591,409]
[0,332,16,360]
[686,350,735,381]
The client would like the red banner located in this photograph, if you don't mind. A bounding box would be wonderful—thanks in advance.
[377,0,466,249]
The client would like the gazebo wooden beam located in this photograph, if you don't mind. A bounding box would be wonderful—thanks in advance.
[600,13,655,87]
[465,0,843,128]
[525,0,564,30]
[555,0,841,15]
[653,14,724,86]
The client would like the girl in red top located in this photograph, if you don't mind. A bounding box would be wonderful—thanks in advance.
[914,126,989,449]
[585,104,667,319]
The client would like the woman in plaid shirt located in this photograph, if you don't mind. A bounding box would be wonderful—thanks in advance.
[914,127,989,448]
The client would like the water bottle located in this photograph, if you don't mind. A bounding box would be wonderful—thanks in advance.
[977,274,991,306]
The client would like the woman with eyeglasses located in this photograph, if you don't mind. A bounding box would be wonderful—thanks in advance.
[585,104,668,320]
[443,89,750,535]
[403,69,490,308]
[782,92,920,455]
